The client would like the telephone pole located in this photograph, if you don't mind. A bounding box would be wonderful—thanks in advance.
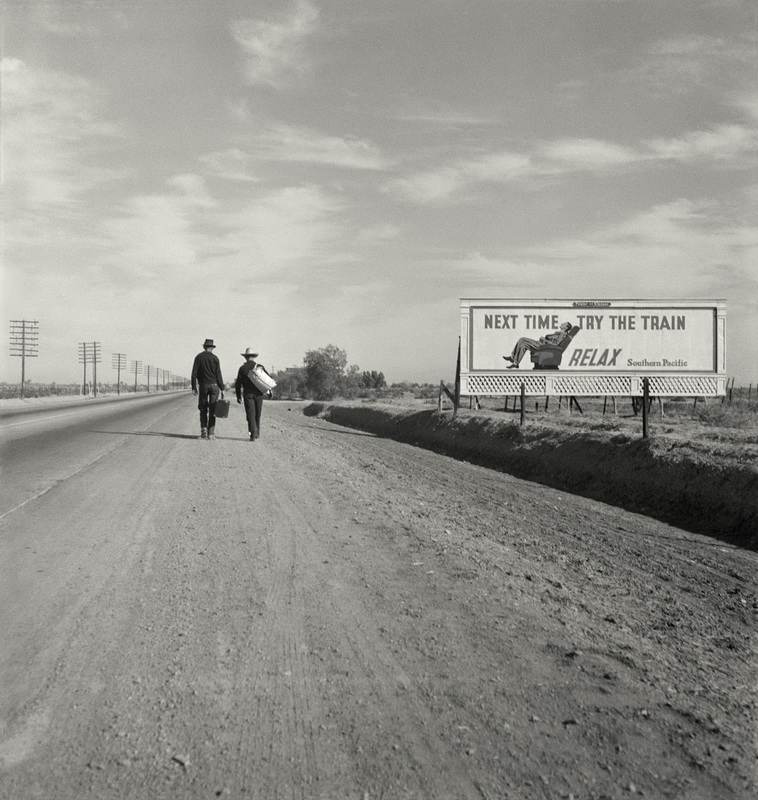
[130,360,142,393]
[78,343,89,395]
[78,342,101,396]
[91,342,101,397]
[9,320,39,398]
[112,353,127,395]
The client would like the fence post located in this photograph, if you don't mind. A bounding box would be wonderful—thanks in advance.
[642,377,650,438]
[520,382,526,426]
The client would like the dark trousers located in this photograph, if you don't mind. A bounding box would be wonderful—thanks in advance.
[510,337,541,365]
[198,383,220,434]
[243,394,264,438]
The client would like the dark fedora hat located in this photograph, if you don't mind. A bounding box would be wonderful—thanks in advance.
[203,338,216,348]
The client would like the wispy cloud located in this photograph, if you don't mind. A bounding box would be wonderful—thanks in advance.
[250,123,390,170]
[384,140,634,204]
[232,0,319,87]
[198,149,260,182]
[516,198,755,295]
[630,31,757,95]
[646,124,758,162]
[386,115,758,204]
[450,196,758,327]
[1,57,122,209]
[216,184,343,274]
[538,139,638,170]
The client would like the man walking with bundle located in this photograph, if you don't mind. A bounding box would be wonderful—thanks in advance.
[235,347,273,441]
[191,338,225,439]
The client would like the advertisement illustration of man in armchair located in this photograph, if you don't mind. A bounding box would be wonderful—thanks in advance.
[503,321,579,370]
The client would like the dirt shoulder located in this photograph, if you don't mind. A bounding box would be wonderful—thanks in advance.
[303,400,758,550]
[1,399,755,799]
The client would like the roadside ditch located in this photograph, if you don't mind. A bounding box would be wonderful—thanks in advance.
[303,402,758,550]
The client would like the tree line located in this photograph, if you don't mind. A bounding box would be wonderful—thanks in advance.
[272,344,387,401]
[0,344,440,402]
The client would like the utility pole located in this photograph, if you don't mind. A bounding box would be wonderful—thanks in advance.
[112,353,127,395]
[78,343,89,395]
[130,360,142,393]
[9,320,39,398]
[78,342,101,397]
[146,365,151,393]
[91,342,101,397]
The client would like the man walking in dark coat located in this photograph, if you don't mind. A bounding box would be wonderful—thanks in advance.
[191,338,225,439]
[235,347,273,441]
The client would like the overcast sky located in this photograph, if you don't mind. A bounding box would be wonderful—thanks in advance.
[2,0,756,386]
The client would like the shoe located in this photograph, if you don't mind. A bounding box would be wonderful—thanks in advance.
[503,355,513,362]
[208,434,216,440]
[200,428,208,439]
[507,364,520,369]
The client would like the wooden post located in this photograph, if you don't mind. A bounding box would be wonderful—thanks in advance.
[520,382,526,426]
[453,337,461,417]
[722,377,734,404]
[642,378,650,438]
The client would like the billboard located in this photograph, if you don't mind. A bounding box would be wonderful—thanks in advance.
[461,298,725,375]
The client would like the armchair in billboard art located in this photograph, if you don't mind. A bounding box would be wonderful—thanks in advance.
[461,299,725,374]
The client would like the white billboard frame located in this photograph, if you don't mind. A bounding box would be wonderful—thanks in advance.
[460,298,726,397]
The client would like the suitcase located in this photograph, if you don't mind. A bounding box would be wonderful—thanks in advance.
[214,399,230,418]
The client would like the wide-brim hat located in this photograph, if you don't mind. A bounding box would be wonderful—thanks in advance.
[241,347,259,357]
[203,339,216,348]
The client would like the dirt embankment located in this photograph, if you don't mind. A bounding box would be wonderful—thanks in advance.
[304,402,758,550]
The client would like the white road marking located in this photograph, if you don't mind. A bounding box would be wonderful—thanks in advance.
[0,409,94,429]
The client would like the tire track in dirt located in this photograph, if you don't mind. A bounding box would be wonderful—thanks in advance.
[243,416,493,799]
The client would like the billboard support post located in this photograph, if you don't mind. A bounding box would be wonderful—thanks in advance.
[520,382,525,426]
[453,337,461,417]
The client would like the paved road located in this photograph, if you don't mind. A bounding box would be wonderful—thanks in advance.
[1,396,755,799]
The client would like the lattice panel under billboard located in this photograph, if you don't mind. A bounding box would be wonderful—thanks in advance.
[463,373,723,396]
[466,374,546,395]
[552,375,632,396]
[647,375,720,396]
